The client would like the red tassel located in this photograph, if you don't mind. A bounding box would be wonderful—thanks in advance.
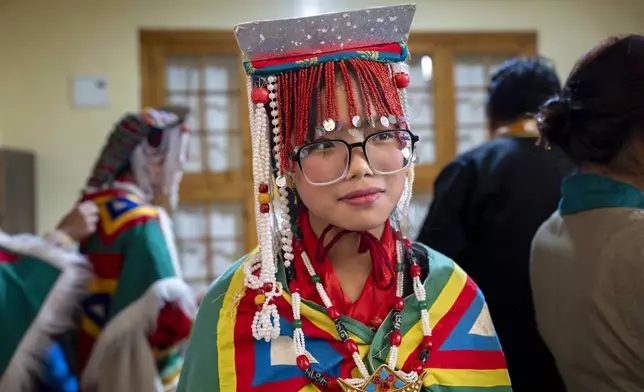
[268,59,407,174]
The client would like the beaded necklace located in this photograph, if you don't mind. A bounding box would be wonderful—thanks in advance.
[282,228,433,391]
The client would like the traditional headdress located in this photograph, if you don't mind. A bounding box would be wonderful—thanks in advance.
[235,5,431,391]
[85,107,190,207]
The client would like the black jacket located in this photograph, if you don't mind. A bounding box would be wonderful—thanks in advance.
[418,136,573,392]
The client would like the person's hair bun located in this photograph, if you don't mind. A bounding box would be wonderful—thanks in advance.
[538,96,571,148]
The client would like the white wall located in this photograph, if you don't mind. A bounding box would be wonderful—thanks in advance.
[0,0,642,232]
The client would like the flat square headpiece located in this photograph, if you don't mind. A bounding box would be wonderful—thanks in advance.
[234,4,416,75]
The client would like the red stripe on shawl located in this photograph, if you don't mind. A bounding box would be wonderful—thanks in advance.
[87,253,123,280]
[0,249,19,264]
[80,188,130,202]
[429,349,508,370]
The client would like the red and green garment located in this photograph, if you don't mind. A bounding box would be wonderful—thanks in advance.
[0,230,90,391]
[75,183,195,392]
[178,245,512,392]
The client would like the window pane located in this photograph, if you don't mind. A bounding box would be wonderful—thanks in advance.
[458,125,489,154]
[165,54,242,174]
[177,240,207,280]
[456,90,487,154]
[174,204,207,240]
[207,131,241,172]
[205,94,241,171]
[183,133,203,172]
[210,202,245,279]
[209,202,243,238]
[211,240,244,277]
[454,55,514,153]
[455,57,486,88]
[407,192,433,241]
[454,55,513,153]
[407,54,435,165]
[173,201,245,283]
[166,57,200,92]
[167,94,199,130]
[205,95,240,130]
[167,94,202,172]
[204,56,239,92]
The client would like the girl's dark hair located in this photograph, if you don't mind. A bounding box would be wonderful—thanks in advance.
[538,35,644,169]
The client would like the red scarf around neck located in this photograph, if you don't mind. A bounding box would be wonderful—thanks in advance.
[293,210,397,329]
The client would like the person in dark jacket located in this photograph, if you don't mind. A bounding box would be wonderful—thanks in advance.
[417,57,572,392]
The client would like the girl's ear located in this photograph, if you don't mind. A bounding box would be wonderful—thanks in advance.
[287,172,297,189]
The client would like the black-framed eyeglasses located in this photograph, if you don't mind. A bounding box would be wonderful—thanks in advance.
[291,129,419,186]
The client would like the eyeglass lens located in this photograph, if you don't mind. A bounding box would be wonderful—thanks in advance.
[298,130,414,185]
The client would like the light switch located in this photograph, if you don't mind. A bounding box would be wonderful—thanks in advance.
[72,75,108,108]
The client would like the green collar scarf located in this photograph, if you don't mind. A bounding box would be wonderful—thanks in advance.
[559,173,644,214]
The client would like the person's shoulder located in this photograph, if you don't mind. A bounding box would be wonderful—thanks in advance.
[531,210,567,265]
[460,137,513,157]
[82,187,160,242]
[534,210,565,242]
[470,137,526,163]
[434,152,477,184]
[412,242,453,271]
[439,140,507,174]
[412,242,474,288]
[599,209,644,259]
[446,148,480,168]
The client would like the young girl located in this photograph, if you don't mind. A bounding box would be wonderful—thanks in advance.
[179,5,512,392]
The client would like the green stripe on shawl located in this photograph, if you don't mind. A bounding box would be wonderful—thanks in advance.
[177,254,246,392]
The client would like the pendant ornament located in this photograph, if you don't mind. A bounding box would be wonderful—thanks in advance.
[338,365,427,392]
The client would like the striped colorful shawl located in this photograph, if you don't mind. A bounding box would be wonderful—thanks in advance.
[178,244,512,392]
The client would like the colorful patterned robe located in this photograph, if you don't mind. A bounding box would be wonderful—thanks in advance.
[178,244,512,392]
[76,185,196,391]
[0,231,90,392]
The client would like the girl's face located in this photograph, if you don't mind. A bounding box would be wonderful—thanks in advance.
[293,80,409,232]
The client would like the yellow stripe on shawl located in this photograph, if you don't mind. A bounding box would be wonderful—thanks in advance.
[425,369,511,388]
[216,251,256,391]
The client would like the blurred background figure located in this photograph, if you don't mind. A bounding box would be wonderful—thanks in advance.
[417,57,572,392]
[532,34,644,392]
[0,201,97,392]
[74,108,195,392]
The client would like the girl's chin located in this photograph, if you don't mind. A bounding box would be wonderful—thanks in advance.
[328,212,390,232]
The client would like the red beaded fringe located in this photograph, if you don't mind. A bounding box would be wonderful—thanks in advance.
[275,61,406,174]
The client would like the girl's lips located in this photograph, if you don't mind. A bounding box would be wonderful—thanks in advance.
[339,188,384,206]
